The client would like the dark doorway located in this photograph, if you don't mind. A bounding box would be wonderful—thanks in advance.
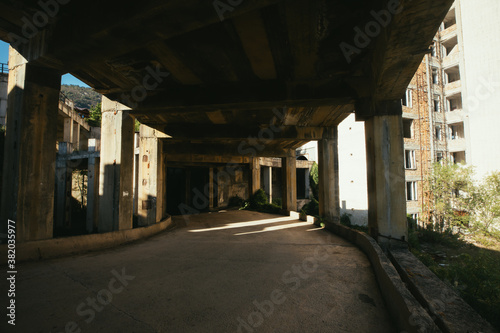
[166,167,210,216]
[166,167,186,215]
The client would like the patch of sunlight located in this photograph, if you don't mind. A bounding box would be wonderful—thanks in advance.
[188,216,294,233]
[234,221,312,236]
[306,227,324,232]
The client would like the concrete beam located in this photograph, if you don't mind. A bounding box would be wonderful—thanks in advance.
[0,47,60,242]
[98,96,135,232]
[364,111,408,245]
[281,150,297,212]
[318,127,340,224]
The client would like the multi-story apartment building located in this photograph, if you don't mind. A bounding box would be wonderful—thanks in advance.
[325,0,500,225]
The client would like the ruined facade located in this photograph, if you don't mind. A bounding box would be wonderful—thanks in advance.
[338,0,500,225]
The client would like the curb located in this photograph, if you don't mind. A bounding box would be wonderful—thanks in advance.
[0,216,173,264]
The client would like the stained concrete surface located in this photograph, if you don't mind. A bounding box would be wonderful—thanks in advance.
[3,211,395,333]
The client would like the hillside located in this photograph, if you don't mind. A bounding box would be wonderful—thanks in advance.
[61,85,101,109]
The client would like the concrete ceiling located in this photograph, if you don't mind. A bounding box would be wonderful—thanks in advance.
[0,0,454,156]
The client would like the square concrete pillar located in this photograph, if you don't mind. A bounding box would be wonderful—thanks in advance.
[250,157,261,195]
[363,104,408,245]
[98,96,135,232]
[138,125,167,226]
[262,166,273,203]
[73,122,80,150]
[63,117,74,145]
[318,127,340,224]
[86,154,100,233]
[209,168,215,209]
[281,151,297,212]
[0,47,60,242]
[55,145,73,230]
[304,168,310,200]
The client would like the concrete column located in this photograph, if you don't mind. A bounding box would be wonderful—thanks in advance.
[63,117,74,147]
[364,111,407,244]
[55,143,73,230]
[0,47,60,242]
[262,166,273,203]
[86,139,100,233]
[281,150,297,212]
[209,168,215,209]
[318,127,340,224]
[138,125,167,226]
[98,96,135,232]
[73,122,80,150]
[157,141,167,222]
[250,157,261,195]
[305,168,310,199]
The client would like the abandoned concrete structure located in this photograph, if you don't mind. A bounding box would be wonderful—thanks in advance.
[0,0,456,248]
[337,0,500,225]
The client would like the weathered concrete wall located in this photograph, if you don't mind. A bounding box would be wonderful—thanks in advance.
[217,166,250,207]
[98,97,135,232]
[458,0,500,179]
[338,114,368,226]
[0,48,60,242]
[364,112,408,243]
[0,72,7,126]
[138,125,168,226]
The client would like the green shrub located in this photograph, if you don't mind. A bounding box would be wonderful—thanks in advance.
[272,198,282,207]
[300,198,319,217]
[249,189,268,209]
[228,196,245,208]
[340,213,351,226]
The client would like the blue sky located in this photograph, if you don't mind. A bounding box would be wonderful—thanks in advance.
[0,40,89,87]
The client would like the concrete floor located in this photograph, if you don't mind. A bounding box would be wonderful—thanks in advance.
[6,211,395,333]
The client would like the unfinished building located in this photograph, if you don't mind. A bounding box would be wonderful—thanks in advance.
[0,0,456,248]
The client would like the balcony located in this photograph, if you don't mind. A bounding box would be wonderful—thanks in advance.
[442,51,460,68]
[445,109,465,124]
[440,24,457,43]
[444,80,462,95]
[448,139,466,152]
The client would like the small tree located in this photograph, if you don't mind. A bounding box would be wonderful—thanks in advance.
[425,163,475,232]
[472,172,500,233]
[88,103,101,126]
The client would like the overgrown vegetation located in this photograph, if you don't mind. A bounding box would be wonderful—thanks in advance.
[300,198,319,217]
[241,189,282,214]
[410,163,500,330]
[88,102,102,127]
[299,162,319,217]
[425,163,500,234]
[61,85,101,109]
[408,219,500,330]
[340,213,368,233]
